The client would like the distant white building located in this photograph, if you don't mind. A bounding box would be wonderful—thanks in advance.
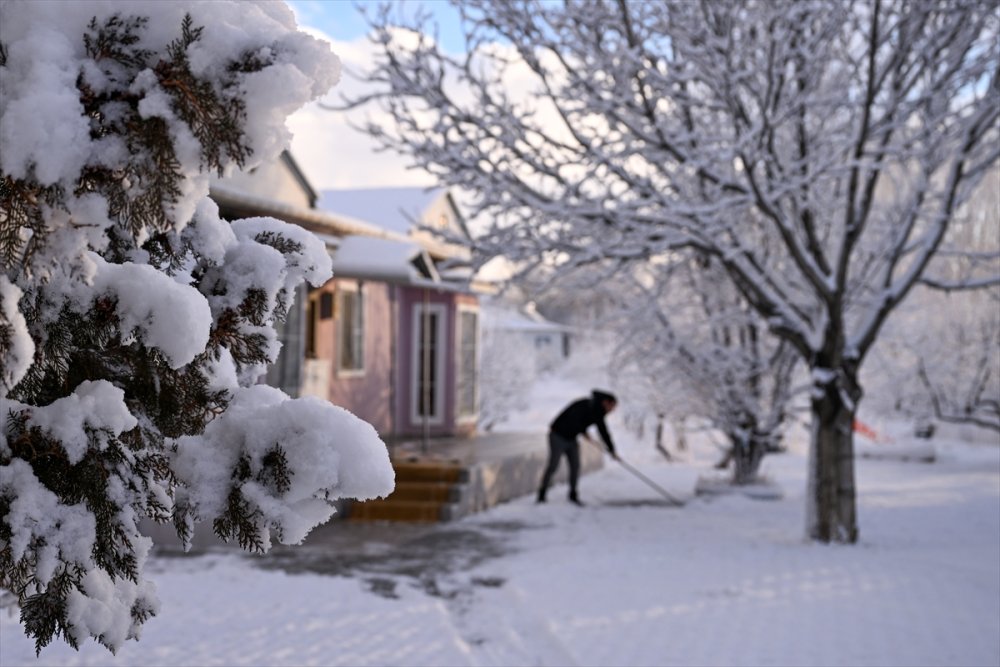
[481,298,574,374]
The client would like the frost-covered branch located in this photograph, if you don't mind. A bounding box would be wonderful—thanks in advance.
[919,275,1000,292]
[918,358,1000,433]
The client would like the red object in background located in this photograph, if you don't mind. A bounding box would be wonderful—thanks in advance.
[853,419,892,443]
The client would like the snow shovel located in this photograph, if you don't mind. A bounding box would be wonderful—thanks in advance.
[583,437,684,507]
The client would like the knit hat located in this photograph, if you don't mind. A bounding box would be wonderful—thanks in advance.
[592,389,617,403]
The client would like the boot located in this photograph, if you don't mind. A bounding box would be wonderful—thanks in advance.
[569,492,584,507]
[536,489,547,503]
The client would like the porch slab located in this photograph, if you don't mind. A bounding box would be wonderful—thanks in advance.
[348,431,605,522]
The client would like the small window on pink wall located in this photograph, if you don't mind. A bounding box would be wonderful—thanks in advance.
[337,283,364,374]
[456,307,478,420]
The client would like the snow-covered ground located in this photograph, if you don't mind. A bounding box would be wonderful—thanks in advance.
[3,376,999,667]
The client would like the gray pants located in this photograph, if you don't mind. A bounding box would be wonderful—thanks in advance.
[538,431,580,499]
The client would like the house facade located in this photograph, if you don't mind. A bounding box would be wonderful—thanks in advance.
[317,187,481,441]
[211,157,482,443]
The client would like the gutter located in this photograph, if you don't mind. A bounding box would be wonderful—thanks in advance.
[209,184,465,260]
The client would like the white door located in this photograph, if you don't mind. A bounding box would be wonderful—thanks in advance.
[411,302,447,425]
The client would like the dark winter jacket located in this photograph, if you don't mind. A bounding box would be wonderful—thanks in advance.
[550,390,617,455]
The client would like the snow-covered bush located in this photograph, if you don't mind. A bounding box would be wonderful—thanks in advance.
[0,2,393,654]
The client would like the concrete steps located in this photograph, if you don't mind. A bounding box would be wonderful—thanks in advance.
[390,481,459,503]
[344,434,605,523]
[348,460,467,523]
[391,461,466,484]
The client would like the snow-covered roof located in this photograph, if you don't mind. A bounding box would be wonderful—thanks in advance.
[482,301,574,334]
[210,184,411,245]
[329,236,439,284]
[210,185,474,292]
[318,187,446,235]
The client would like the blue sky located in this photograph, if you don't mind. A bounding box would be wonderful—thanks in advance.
[287,0,467,52]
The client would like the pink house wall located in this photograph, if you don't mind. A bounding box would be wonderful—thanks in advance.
[309,280,478,440]
[452,292,478,438]
[311,280,395,436]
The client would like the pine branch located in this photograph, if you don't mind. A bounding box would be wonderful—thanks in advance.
[2,4,345,653]
[0,176,64,273]
[155,14,256,176]
[21,569,82,656]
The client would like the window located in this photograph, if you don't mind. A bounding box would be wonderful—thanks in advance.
[338,283,364,374]
[305,289,332,360]
[305,297,317,359]
[456,308,478,419]
[319,292,333,319]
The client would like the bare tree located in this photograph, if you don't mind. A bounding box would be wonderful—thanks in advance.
[344,0,999,542]
[912,172,1000,433]
[605,257,799,483]
[866,285,1000,433]
[864,168,1000,434]
[917,322,1000,433]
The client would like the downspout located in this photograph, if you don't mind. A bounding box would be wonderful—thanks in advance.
[422,287,431,454]
[388,284,397,459]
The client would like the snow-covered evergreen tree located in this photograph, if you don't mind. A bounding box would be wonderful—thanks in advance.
[0,2,393,654]
[342,0,999,542]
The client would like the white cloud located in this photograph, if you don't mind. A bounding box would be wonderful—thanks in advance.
[285,21,582,195]
[287,27,435,190]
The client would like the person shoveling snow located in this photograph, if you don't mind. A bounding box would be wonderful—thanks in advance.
[537,390,620,506]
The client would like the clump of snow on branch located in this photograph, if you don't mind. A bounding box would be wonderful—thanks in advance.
[173,386,392,551]
[89,257,213,369]
[0,276,33,393]
[0,0,392,655]
[11,380,137,465]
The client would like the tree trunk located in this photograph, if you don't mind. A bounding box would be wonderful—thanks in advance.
[807,367,860,543]
[654,413,673,461]
[672,416,687,451]
[732,433,768,485]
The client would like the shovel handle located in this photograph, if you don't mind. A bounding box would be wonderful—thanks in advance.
[581,437,684,506]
